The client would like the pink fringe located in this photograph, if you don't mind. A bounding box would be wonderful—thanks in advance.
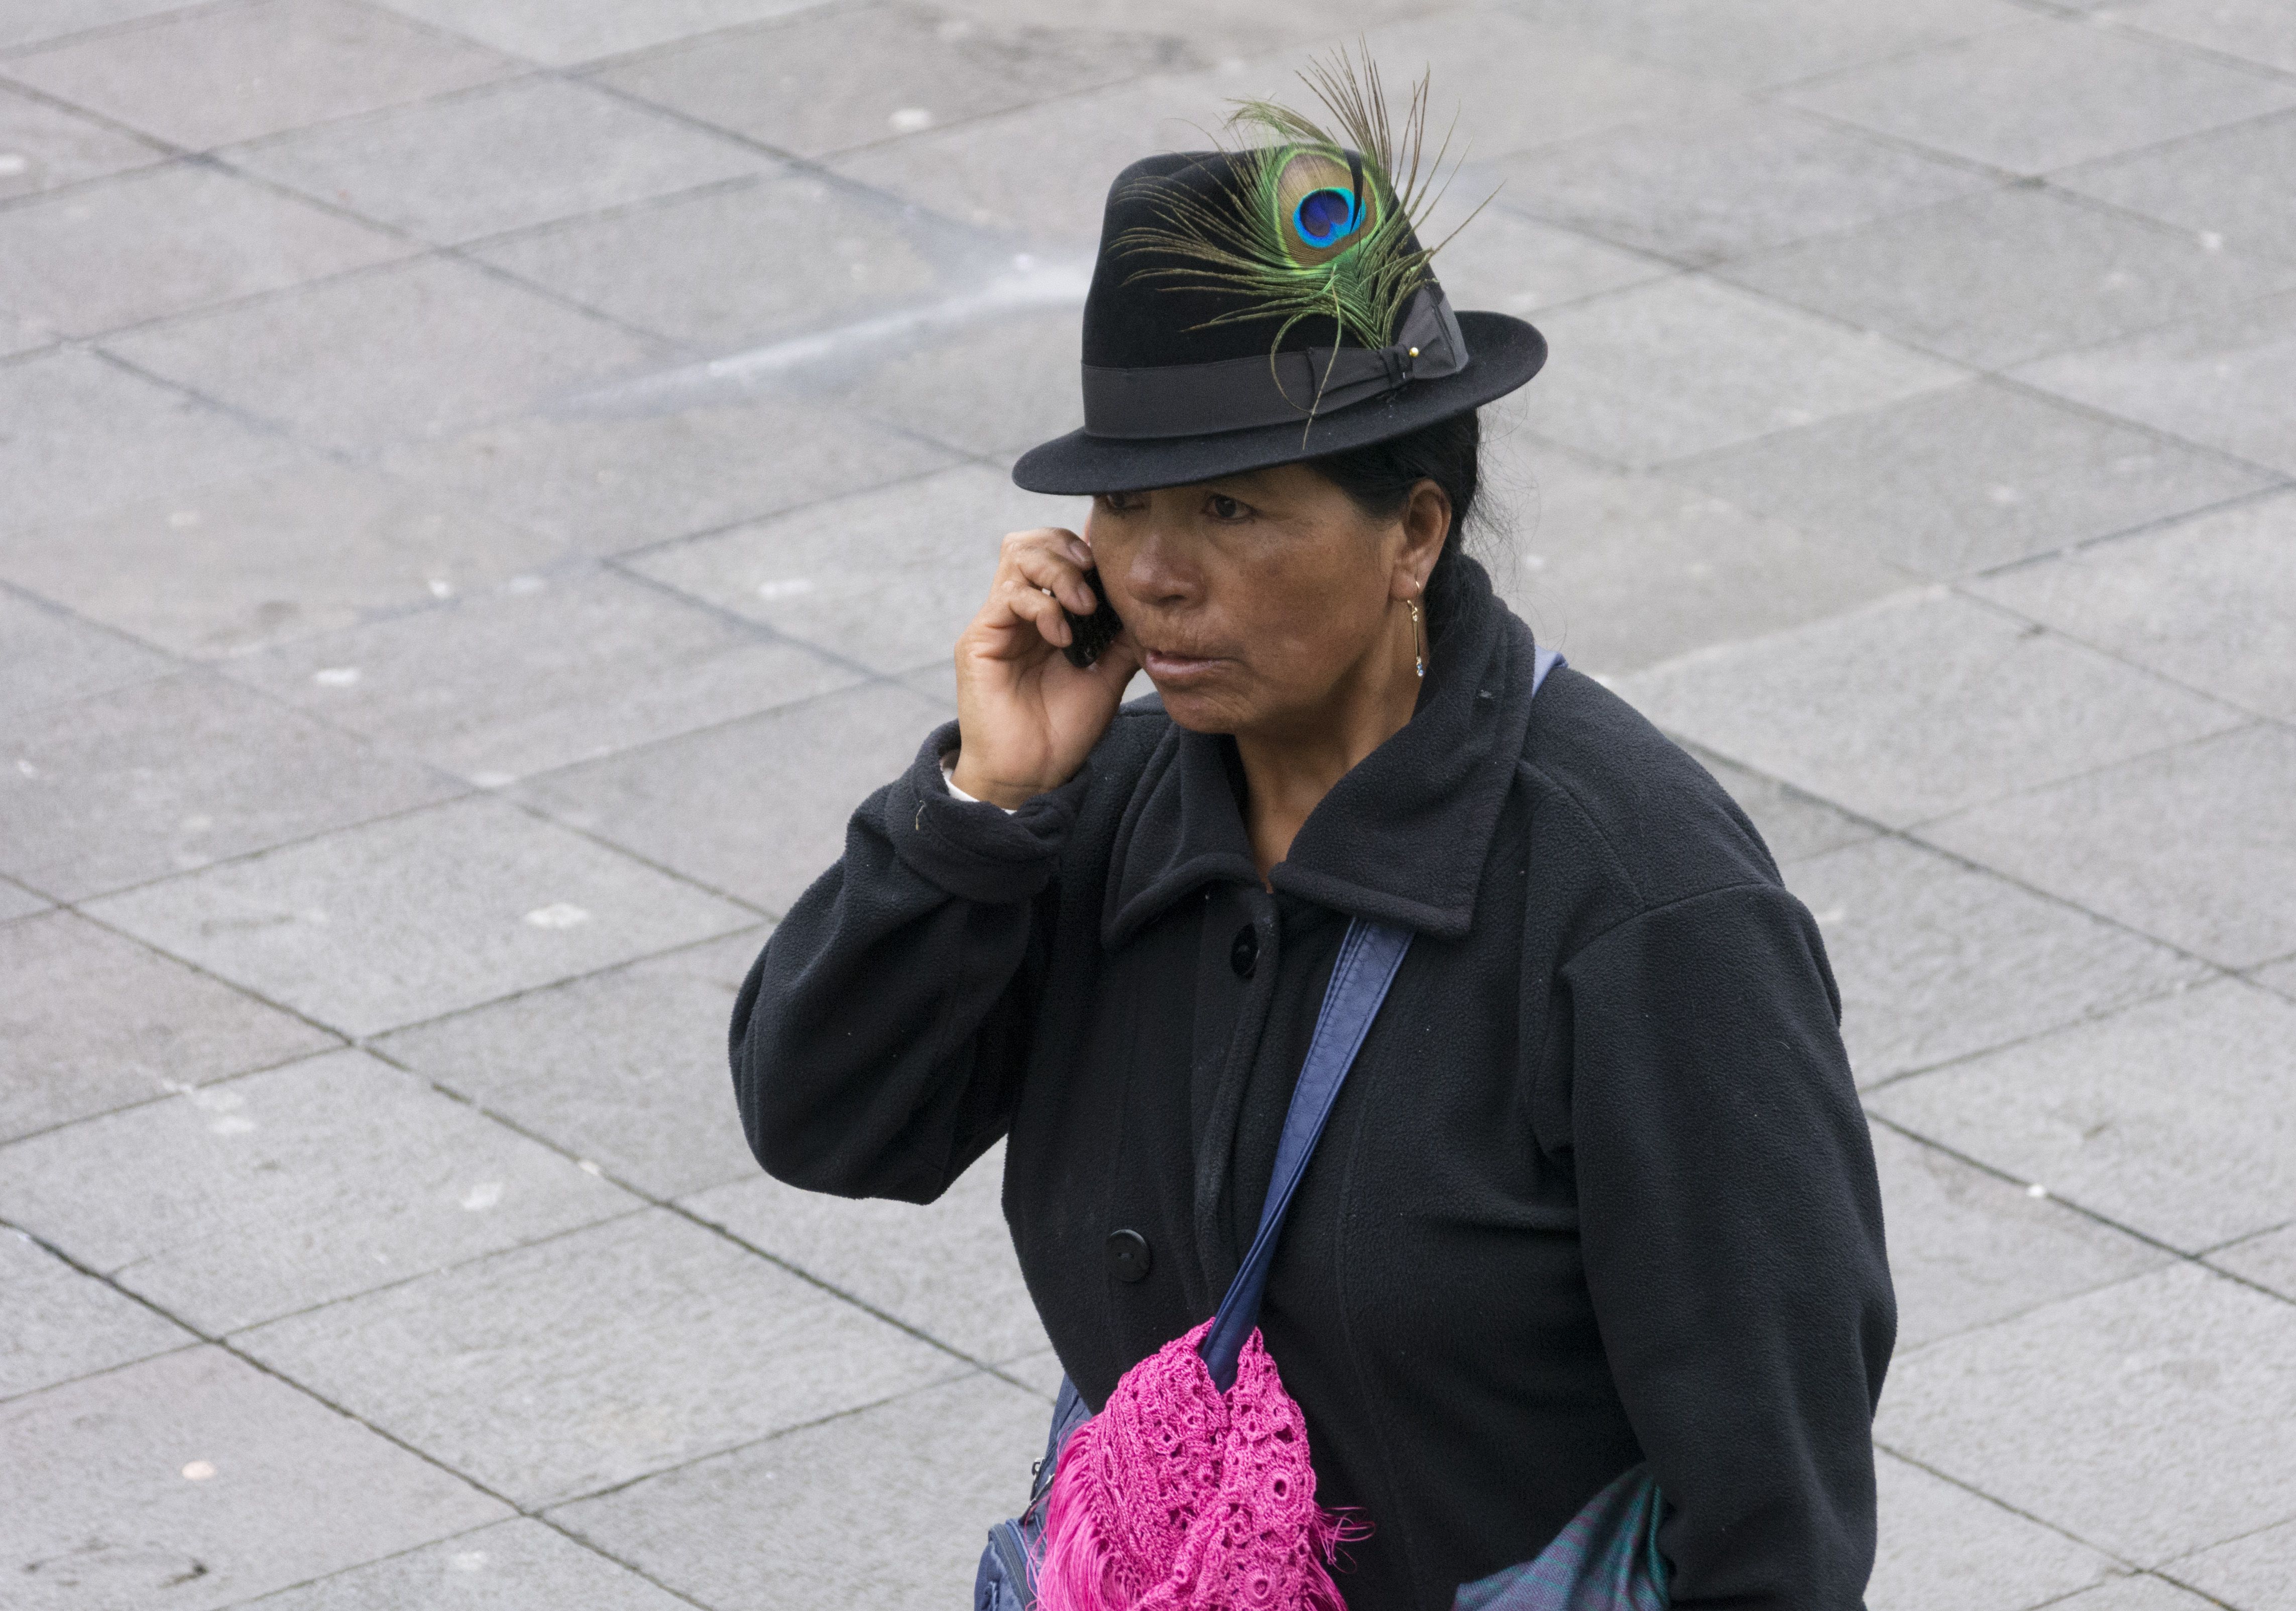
[1033,1319,1360,1610]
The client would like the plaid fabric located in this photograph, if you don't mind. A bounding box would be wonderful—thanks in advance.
[1451,1465,1668,1611]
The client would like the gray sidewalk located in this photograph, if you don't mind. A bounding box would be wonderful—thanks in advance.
[2,0,2292,1606]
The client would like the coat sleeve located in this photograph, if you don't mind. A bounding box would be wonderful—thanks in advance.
[1560,880,1895,1608]
[729,721,1087,1204]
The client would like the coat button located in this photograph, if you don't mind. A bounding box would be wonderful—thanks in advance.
[1229,924,1257,979]
[1106,1229,1153,1283]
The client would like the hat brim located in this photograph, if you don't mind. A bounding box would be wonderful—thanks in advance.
[1011,311,1545,496]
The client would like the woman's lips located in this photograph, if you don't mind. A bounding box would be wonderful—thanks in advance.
[1143,648,1225,682]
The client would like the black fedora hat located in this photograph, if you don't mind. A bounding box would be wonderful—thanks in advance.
[1012,144,1548,496]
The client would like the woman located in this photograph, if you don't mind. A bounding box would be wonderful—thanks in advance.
[732,84,1894,1610]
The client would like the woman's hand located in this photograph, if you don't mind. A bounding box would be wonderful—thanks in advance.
[950,526,1141,809]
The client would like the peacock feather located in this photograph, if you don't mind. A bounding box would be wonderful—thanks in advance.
[1113,48,1481,417]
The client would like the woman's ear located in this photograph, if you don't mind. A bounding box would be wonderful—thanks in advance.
[1393,479,1452,599]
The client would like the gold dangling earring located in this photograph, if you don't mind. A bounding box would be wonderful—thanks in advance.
[1408,596,1425,679]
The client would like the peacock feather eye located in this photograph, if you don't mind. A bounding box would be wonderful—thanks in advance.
[1273,147,1374,267]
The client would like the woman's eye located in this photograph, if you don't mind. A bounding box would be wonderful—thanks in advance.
[1208,495,1246,520]
[1098,492,1139,513]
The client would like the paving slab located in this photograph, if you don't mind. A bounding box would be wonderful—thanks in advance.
[224,565,860,782]
[1921,723,2296,968]
[4,0,519,151]
[0,304,57,356]
[1340,10,1744,163]
[999,1346,1066,1401]
[0,1228,192,1402]
[1780,17,2296,175]
[0,589,174,717]
[1867,1449,2118,1611]
[2255,957,2296,1003]
[514,679,950,916]
[593,3,1189,160]
[1670,741,1879,865]
[684,1139,1048,1364]
[2169,1516,2296,1610]
[1612,588,2242,827]
[0,0,201,52]
[1473,433,1911,673]
[237,1207,963,1507]
[549,1370,1053,1609]
[1,461,575,659]
[0,81,165,201]
[2055,110,2296,270]
[239,1517,693,1610]
[83,795,755,1038]
[0,1344,509,1610]
[2105,0,2296,76]
[471,172,957,351]
[836,301,1086,458]
[828,67,1273,245]
[627,462,1074,674]
[1869,1125,2171,1352]
[232,76,775,247]
[375,927,770,1200]
[0,163,407,339]
[2012,288,2296,477]
[0,878,49,921]
[1720,183,2296,373]
[935,0,1435,61]
[0,349,294,537]
[2048,1577,2226,1611]
[0,910,337,1142]
[1511,275,1966,469]
[0,671,458,902]
[373,0,835,67]
[378,393,957,553]
[1871,979,2296,1252]
[1795,836,2205,1084]
[1664,377,2277,578]
[1875,1262,2296,1564]
[1971,491,2296,720]
[104,256,665,455]
[1420,208,1671,318]
[0,1047,640,1333]
[1502,0,2030,89]
[2211,1223,2296,1302]
[1488,103,1990,269]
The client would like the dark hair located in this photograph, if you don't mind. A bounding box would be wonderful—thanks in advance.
[1304,408,1481,600]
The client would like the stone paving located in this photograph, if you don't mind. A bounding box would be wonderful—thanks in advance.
[1,0,2292,1605]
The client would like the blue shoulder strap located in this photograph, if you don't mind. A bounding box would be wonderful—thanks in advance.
[1199,916,1412,1391]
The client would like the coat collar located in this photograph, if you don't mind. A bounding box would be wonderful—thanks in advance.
[1101,555,1538,946]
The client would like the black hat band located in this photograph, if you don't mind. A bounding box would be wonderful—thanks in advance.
[1078,285,1470,441]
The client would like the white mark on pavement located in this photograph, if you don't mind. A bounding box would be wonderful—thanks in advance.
[209,1115,255,1135]
[181,1460,215,1481]
[1812,906,1847,926]
[312,666,360,687]
[525,902,591,930]
[461,1181,504,1211]
[470,771,516,788]
[578,1159,603,1176]
[2027,1183,2049,1198]
[428,578,453,598]
[2200,231,2224,252]
[451,1551,489,1571]
[17,758,38,777]
[757,578,815,601]
[0,154,27,177]
[889,107,933,133]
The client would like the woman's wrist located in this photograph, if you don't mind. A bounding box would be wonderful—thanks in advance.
[946,749,1045,812]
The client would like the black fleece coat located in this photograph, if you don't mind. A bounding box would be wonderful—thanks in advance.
[731,557,1895,1610]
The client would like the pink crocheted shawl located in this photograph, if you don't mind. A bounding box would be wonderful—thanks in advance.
[1032,1317,1359,1610]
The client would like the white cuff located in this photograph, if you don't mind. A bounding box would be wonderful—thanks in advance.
[941,752,1017,814]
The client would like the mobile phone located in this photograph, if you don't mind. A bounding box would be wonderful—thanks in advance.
[1062,566,1124,669]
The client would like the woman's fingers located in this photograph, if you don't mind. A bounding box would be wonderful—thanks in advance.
[1005,536,1099,616]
